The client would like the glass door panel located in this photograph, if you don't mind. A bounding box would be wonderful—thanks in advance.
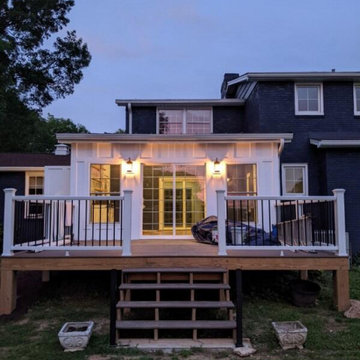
[143,165,205,236]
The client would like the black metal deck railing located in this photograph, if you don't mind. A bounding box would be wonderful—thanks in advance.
[12,196,124,248]
[225,196,336,247]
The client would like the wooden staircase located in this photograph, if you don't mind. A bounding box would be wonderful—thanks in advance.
[116,268,236,342]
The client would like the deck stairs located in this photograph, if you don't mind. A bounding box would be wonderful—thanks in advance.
[116,268,236,342]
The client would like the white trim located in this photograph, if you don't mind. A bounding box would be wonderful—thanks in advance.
[0,166,44,172]
[116,99,245,106]
[354,83,360,115]
[294,83,324,115]
[281,164,308,196]
[226,245,338,252]
[310,139,360,148]
[11,245,123,251]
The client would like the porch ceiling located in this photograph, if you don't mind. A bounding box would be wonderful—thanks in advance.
[56,133,293,144]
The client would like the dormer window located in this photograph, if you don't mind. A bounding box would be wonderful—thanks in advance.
[295,83,324,115]
[158,108,212,134]
[354,84,360,115]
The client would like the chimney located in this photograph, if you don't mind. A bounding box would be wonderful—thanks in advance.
[221,73,240,98]
[54,143,70,156]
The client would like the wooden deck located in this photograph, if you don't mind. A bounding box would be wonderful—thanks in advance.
[0,239,350,315]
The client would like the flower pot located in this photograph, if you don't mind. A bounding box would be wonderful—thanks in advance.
[272,321,307,350]
[291,280,320,307]
[58,321,94,352]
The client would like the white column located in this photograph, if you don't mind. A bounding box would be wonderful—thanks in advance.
[2,188,16,256]
[216,190,227,256]
[333,189,347,256]
[122,190,132,256]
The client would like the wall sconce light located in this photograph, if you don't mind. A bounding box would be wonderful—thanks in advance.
[125,158,133,174]
[213,158,221,175]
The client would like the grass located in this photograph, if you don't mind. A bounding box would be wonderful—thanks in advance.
[0,269,360,360]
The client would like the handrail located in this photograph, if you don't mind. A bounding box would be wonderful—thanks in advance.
[13,195,125,201]
[225,195,336,201]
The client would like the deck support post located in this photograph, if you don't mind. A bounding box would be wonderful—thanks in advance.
[216,190,227,256]
[333,189,347,257]
[2,188,16,256]
[0,269,17,315]
[110,269,119,346]
[333,269,350,312]
[122,190,132,256]
[235,269,243,347]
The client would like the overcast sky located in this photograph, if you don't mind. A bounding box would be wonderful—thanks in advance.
[43,0,360,133]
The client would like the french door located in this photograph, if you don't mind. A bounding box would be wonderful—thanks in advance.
[143,165,205,236]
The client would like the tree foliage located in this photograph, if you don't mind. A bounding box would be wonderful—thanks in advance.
[0,0,91,108]
[0,0,91,153]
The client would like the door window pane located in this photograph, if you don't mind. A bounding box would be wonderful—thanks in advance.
[227,164,257,222]
[90,164,121,223]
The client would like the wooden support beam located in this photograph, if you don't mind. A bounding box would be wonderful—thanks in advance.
[110,269,118,346]
[0,269,17,315]
[41,271,50,282]
[235,269,243,348]
[300,270,308,280]
[333,269,350,312]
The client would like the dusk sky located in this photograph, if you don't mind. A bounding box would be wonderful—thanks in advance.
[43,0,360,133]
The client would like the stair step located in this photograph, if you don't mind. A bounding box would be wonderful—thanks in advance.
[116,320,236,330]
[123,268,227,274]
[119,283,230,290]
[116,301,234,309]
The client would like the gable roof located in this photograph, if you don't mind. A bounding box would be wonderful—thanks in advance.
[0,153,70,168]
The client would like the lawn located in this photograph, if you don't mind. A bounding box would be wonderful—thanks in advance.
[0,269,360,360]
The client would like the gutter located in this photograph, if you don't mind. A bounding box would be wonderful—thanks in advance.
[310,139,360,148]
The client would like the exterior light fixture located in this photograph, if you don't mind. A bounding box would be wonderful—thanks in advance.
[213,158,221,175]
[125,158,133,174]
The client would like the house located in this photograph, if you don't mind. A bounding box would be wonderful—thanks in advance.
[0,73,352,347]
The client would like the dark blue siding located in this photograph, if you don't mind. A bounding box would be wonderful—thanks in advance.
[131,107,157,134]
[213,106,244,133]
[0,172,25,223]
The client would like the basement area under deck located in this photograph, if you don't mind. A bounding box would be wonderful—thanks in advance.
[0,239,350,315]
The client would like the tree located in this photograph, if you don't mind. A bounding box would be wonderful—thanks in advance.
[35,114,89,153]
[0,0,91,109]
[0,0,91,153]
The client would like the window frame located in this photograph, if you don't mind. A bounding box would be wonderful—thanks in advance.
[294,83,324,116]
[156,107,213,135]
[25,171,44,219]
[281,163,308,196]
[353,83,360,116]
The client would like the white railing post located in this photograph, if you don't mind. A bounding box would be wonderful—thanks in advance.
[332,189,347,256]
[122,190,132,256]
[2,188,16,256]
[216,190,227,256]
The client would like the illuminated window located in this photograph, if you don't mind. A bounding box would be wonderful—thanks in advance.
[158,108,212,134]
[90,164,121,223]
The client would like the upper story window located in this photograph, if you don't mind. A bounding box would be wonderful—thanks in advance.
[354,84,360,115]
[295,83,324,115]
[158,108,212,134]
[281,164,308,196]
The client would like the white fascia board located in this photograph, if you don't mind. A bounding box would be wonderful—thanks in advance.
[0,166,44,172]
[228,72,360,86]
[57,133,293,144]
[115,99,245,107]
[310,139,360,148]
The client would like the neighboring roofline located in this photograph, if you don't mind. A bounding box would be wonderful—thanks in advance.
[0,166,44,172]
[115,99,245,107]
[228,72,360,86]
[57,133,293,144]
[310,139,360,148]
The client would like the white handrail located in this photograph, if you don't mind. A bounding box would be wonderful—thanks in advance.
[225,195,336,201]
[13,195,125,201]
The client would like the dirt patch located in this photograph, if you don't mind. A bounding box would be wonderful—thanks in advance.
[87,355,113,360]
[93,318,109,335]
[326,318,347,333]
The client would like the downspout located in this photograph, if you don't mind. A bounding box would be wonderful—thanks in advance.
[127,102,132,134]
[278,138,285,155]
